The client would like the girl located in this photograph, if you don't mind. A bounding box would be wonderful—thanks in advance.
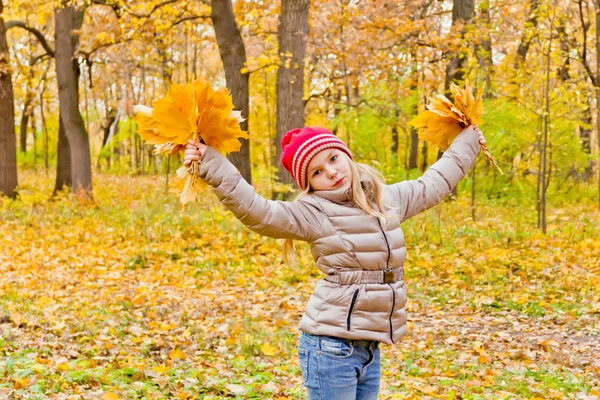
[184,125,484,399]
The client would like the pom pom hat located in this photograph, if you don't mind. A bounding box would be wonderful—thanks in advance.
[281,126,353,190]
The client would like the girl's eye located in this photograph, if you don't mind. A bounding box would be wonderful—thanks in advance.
[313,170,320,177]
[330,156,337,162]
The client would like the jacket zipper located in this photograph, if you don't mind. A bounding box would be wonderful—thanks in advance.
[376,218,395,343]
[347,289,360,330]
[388,283,396,343]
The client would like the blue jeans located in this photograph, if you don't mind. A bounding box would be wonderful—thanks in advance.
[298,332,381,400]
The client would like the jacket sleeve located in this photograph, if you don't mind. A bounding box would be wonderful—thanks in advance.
[198,146,323,241]
[388,126,481,223]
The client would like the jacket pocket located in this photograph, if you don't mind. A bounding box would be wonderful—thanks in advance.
[346,288,360,331]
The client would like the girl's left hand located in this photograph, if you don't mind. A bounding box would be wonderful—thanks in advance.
[473,125,486,146]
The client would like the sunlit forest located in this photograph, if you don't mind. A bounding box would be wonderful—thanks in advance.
[1,0,599,398]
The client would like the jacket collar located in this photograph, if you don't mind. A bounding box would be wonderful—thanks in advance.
[312,186,353,205]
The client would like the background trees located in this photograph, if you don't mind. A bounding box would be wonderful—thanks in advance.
[0,0,598,219]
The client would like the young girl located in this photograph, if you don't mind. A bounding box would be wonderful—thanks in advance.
[184,125,484,399]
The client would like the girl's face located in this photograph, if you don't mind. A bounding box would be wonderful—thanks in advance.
[306,149,352,191]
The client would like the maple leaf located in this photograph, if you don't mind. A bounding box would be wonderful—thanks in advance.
[153,143,186,155]
[133,78,247,204]
[260,342,278,356]
[101,393,121,400]
[169,165,206,206]
[409,79,502,173]
[192,79,249,153]
[133,107,171,145]
[152,83,198,145]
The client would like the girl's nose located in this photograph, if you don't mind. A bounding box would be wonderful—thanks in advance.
[326,167,337,179]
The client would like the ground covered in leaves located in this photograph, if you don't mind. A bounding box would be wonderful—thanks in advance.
[1,170,599,399]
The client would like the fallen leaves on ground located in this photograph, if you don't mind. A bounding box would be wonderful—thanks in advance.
[0,169,598,399]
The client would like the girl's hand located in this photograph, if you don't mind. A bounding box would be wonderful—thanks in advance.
[183,140,208,167]
[473,125,486,146]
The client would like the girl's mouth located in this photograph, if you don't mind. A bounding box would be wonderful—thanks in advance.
[334,177,345,187]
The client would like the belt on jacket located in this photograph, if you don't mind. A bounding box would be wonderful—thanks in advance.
[325,267,404,285]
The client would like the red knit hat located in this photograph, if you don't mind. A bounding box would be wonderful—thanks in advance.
[281,127,353,190]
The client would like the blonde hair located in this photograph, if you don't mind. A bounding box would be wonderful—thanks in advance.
[282,153,395,266]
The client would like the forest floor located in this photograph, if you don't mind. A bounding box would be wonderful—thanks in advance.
[1,169,599,399]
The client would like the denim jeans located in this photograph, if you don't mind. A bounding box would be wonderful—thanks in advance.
[298,332,380,400]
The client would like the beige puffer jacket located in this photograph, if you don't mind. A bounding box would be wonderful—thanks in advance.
[199,127,480,344]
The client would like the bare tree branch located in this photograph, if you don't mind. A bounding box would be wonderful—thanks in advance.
[303,87,330,107]
[246,62,278,75]
[577,0,597,86]
[31,53,52,65]
[123,0,179,18]
[77,37,135,59]
[90,0,123,18]
[5,21,55,58]
[169,15,210,28]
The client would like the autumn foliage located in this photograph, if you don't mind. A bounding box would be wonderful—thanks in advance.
[2,0,600,398]
[410,80,501,173]
[133,78,248,204]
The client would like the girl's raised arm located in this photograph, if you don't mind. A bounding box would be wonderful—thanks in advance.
[388,126,481,223]
[195,146,324,242]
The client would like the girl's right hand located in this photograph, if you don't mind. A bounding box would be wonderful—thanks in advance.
[183,140,208,167]
[473,125,486,146]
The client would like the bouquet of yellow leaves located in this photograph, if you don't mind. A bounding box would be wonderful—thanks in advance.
[409,79,502,173]
[133,78,249,205]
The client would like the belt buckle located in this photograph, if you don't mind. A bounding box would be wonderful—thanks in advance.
[383,269,394,284]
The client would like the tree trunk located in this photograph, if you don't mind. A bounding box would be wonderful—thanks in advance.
[580,102,593,158]
[274,0,309,198]
[409,83,419,170]
[0,0,18,198]
[514,0,539,68]
[443,0,474,198]
[409,129,419,170]
[97,108,117,170]
[20,91,33,152]
[596,0,600,207]
[53,113,72,194]
[557,22,570,82]
[31,107,37,163]
[40,90,49,171]
[420,141,428,172]
[157,39,172,91]
[409,62,420,170]
[476,0,493,95]
[389,122,397,158]
[445,0,474,92]
[54,4,92,195]
[211,0,252,185]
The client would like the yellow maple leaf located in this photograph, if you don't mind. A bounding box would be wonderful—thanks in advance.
[192,79,248,153]
[153,143,186,155]
[14,378,30,390]
[410,79,501,173]
[260,343,279,357]
[152,83,198,145]
[410,111,463,149]
[152,364,168,374]
[169,166,207,206]
[134,77,247,204]
[133,108,175,145]
[101,393,121,400]
[169,348,187,360]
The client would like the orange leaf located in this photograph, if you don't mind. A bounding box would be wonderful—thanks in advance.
[101,393,121,400]
[409,78,484,150]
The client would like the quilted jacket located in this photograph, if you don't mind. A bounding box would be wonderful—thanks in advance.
[198,126,480,344]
